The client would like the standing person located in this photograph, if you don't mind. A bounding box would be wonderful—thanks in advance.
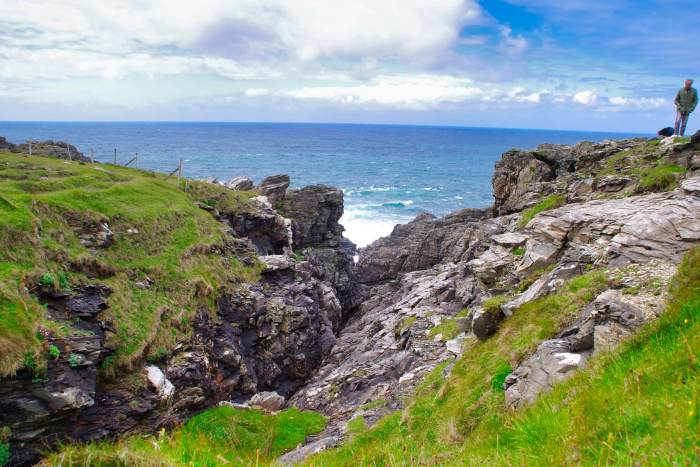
[674,79,698,136]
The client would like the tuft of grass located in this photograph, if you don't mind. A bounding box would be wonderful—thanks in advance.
[490,363,513,392]
[307,248,700,465]
[512,246,525,257]
[39,273,54,287]
[638,164,686,191]
[0,442,9,466]
[519,194,566,227]
[68,353,79,368]
[291,251,305,262]
[46,406,326,466]
[482,294,510,314]
[48,344,60,360]
[429,308,470,341]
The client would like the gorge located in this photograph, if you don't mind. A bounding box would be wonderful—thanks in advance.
[1,132,700,465]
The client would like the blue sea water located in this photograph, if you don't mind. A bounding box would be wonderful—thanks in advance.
[0,122,645,246]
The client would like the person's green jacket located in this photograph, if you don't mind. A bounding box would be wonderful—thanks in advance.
[675,87,698,114]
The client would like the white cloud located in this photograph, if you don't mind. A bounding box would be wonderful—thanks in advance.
[0,0,483,84]
[499,26,528,55]
[608,96,667,109]
[244,75,547,109]
[573,90,598,105]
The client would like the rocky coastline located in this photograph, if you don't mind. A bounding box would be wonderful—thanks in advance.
[1,132,700,465]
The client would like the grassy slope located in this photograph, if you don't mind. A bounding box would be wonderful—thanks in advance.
[43,406,326,466]
[307,248,700,465]
[0,151,260,377]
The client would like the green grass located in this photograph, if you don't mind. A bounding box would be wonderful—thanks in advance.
[638,164,687,191]
[593,143,688,194]
[518,194,566,227]
[0,442,8,466]
[0,152,261,377]
[44,406,326,466]
[305,251,700,465]
[428,308,470,341]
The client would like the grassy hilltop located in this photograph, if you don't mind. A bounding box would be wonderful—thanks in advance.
[0,151,261,378]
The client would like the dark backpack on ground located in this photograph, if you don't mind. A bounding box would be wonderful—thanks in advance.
[658,127,675,137]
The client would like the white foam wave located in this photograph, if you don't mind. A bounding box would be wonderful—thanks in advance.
[382,200,414,207]
[340,205,409,247]
[343,186,395,196]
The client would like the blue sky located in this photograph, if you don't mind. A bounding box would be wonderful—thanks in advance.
[0,0,697,132]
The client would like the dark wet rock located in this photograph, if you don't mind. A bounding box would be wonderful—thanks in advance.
[303,244,361,312]
[281,185,346,249]
[471,306,504,340]
[225,196,293,256]
[356,208,489,284]
[213,257,343,398]
[0,286,108,464]
[281,184,360,312]
[65,285,110,318]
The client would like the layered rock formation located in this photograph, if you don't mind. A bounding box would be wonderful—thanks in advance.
[280,133,700,463]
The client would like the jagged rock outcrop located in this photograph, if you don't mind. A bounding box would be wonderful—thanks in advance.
[258,175,290,206]
[492,132,700,215]
[0,285,109,465]
[223,176,254,191]
[0,136,89,162]
[356,208,489,284]
[280,185,360,312]
[282,136,700,463]
[224,196,293,256]
[520,189,700,272]
[281,185,346,250]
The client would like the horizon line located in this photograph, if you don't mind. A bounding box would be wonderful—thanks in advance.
[0,120,650,136]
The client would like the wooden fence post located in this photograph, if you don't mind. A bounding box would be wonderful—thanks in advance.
[90,148,94,164]
[28,138,32,157]
[113,149,117,165]
[66,145,72,161]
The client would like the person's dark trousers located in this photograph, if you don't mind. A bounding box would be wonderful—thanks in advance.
[675,111,690,136]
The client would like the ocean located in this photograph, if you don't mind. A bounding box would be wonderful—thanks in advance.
[0,122,644,247]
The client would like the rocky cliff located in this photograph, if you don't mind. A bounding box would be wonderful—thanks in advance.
[279,132,700,462]
[2,132,700,465]
[0,146,359,465]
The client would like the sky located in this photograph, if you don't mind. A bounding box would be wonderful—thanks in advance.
[0,0,698,132]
